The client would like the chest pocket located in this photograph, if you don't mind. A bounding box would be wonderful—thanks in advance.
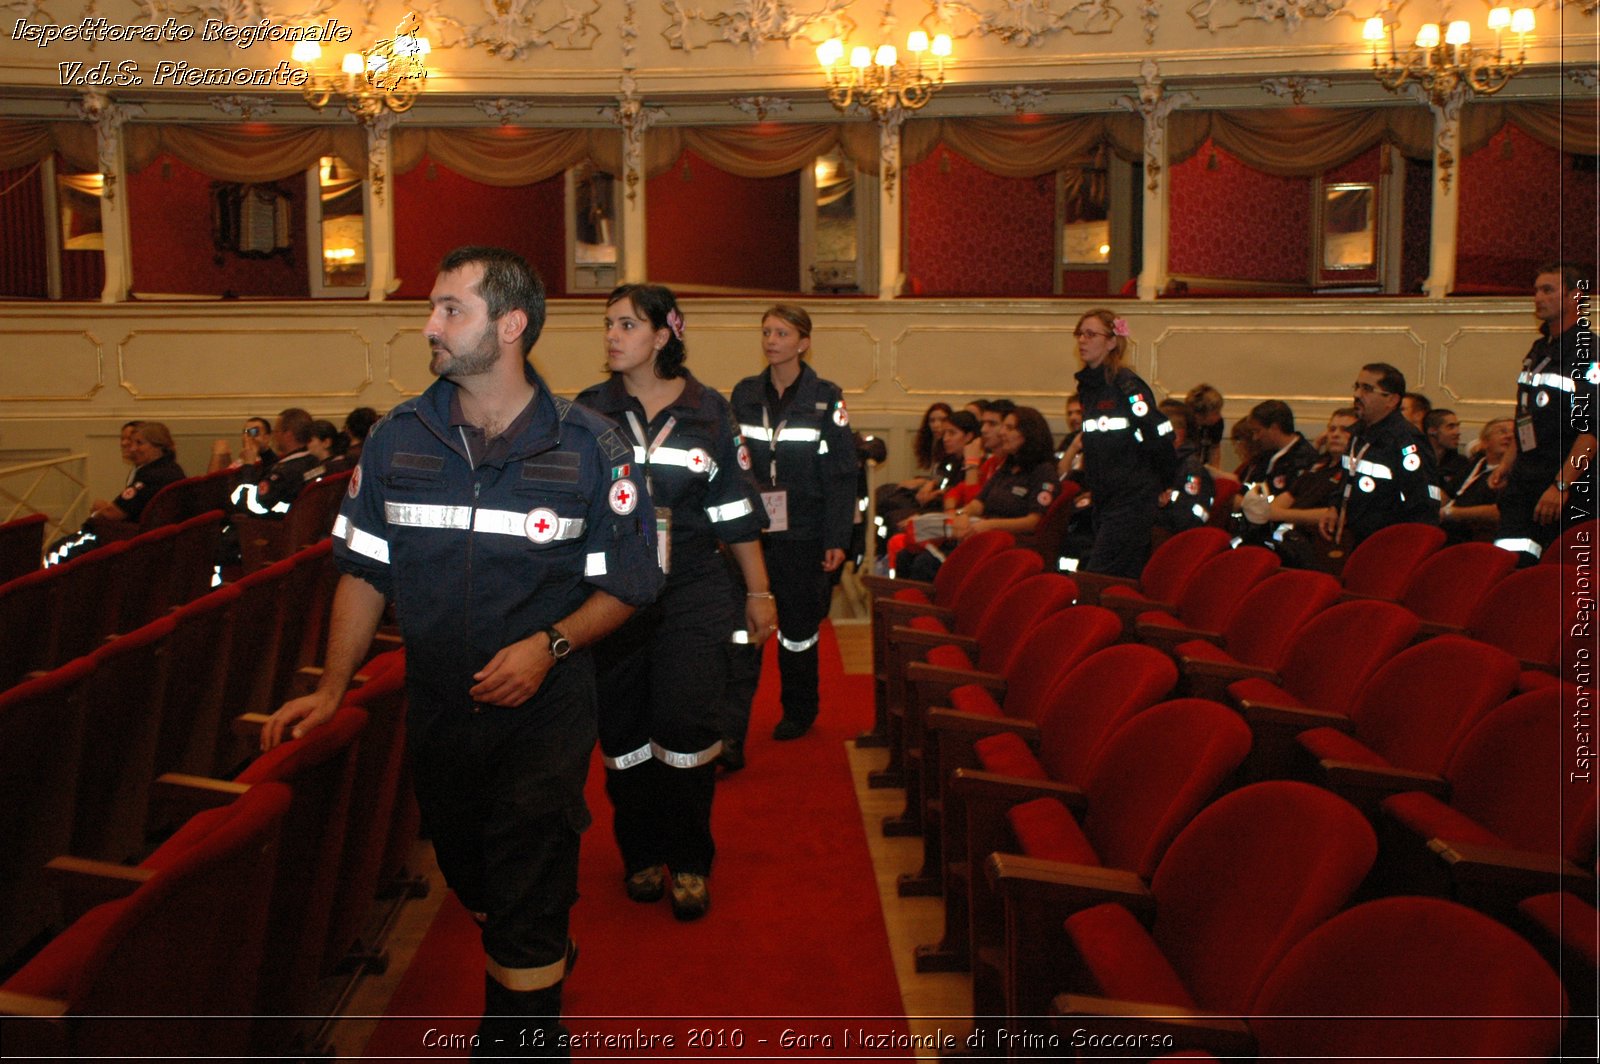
[381,452,446,494]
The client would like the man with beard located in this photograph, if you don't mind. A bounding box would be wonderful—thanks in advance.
[1320,362,1441,545]
[261,246,661,1056]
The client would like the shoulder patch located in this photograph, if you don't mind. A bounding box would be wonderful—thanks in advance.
[552,395,574,419]
[833,400,849,427]
[597,428,632,463]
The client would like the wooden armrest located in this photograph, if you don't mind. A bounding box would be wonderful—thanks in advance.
[888,625,978,654]
[1431,839,1594,899]
[929,707,1037,742]
[876,599,951,625]
[150,772,250,819]
[231,712,271,739]
[0,990,68,1017]
[906,661,1005,691]
[1136,619,1222,656]
[986,853,1155,919]
[1317,760,1449,800]
[1051,994,1254,1056]
[1237,699,1353,732]
[371,630,404,651]
[0,991,69,1056]
[44,856,154,922]
[953,768,1085,812]
[861,574,935,597]
[1072,571,1138,605]
[1180,656,1279,686]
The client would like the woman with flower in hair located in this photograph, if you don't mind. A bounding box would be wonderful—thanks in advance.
[1059,309,1177,576]
[577,283,772,921]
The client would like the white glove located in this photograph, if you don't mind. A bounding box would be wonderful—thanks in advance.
[1240,488,1272,525]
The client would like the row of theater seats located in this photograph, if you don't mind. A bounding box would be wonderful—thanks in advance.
[0,510,226,691]
[0,544,420,1058]
[0,513,47,585]
[861,527,1591,1060]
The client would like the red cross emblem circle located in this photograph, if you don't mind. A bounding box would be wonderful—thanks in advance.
[524,507,560,544]
[687,447,711,473]
[609,479,638,516]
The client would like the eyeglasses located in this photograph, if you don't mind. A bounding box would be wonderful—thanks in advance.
[1074,330,1112,340]
[1352,381,1392,396]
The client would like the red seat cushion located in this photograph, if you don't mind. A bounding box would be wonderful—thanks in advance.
[1519,892,1600,968]
[892,588,932,605]
[924,644,975,671]
[974,732,1047,779]
[1381,791,1506,849]
[908,614,950,634]
[949,683,1003,716]
[1227,677,1304,708]
[1176,639,1233,664]
[1063,902,1197,1008]
[1008,797,1100,867]
[1137,610,1185,630]
[1101,585,1164,610]
[1297,726,1389,769]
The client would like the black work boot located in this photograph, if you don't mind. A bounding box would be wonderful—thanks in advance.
[475,975,570,1059]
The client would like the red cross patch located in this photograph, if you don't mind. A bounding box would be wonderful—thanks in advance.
[687,447,711,473]
[833,401,849,427]
[524,507,560,544]
[609,479,638,516]
[737,443,751,471]
[348,466,362,499]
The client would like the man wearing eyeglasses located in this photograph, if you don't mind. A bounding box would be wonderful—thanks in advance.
[1319,363,1441,545]
[1489,264,1597,565]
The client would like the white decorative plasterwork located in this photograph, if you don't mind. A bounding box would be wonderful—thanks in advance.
[989,85,1049,113]
[1260,75,1330,104]
[364,108,400,206]
[1188,0,1348,33]
[1569,67,1600,90]
[602,73,669,203]
[475,97,532,123]
[73,91,145,205]
[1138,0,1159,41]
[931,0,1121,47]
[660,0,855,53]
[1116,59,1194,194]
[730,95,794,120]
[421,0,601,58]
[1408,79,1468,194]
[209,94,277,119]
[132,0,357,35]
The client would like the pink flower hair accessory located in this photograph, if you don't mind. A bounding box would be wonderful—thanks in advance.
[667,308,685,341]
[1112,317,1130,337]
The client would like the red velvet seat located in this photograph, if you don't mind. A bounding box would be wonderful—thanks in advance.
[1173,569,1342,701]
[48,538,132,668]
[0,782,292,1061]
[236,470,352,574]
[0,564,61,689]
[1293,635,1520,812]
[166,509,227,605]
[1542,517,1598,565]
[1460,565,1575,689]
[997,781,1375,1037]
[0,657,96,965]
[0,512,47,583]
[1205,477,1241,530]
[108,523,183,636]
[1398,541,1518,629]
[92,468,237,542]
[1518,883,1598,1046]
[1133,545,1280,648]
[1248,897,1566,1062]
[1338,521,1447,600]
[1083,525,1231,611]
[966,700,1251,1007]
[1380,687,1596,911]
[156,584,241,779]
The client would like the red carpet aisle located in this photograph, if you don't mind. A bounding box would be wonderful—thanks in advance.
[364,621,920,1059]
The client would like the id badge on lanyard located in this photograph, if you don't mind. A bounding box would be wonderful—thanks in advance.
[627,411,678,574]
[760,405,790,532]
[1518,356,1550,452]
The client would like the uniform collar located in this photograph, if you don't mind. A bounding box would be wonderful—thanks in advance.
[415,360,561,462]
[589,372,706,418]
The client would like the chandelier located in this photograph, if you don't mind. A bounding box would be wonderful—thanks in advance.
[292,13,431,121]
[1363,8,1534,107]
[816,30,952,119]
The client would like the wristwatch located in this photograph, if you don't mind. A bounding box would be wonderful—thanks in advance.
[1554,479,1571,493]
[543,625,572,661]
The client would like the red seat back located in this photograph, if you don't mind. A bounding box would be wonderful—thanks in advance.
[1082,698,1252,878]
[1168,545,1280,635]
[1035,644,1178,784]
[1136,527,1231,603]
[951,549,1043,635]
[931,529,1015,606]
[159,584,241,778]
[1207,478,1242,529]
[1340,522,1447,599]
[1543,518,1599,565]
[1345,635,1519,774]
[1276,599,1420,715]
[0,564,61,687]
[1466,564,1566,673]
[1150,781,1376,1012]
[0,512,46,583]
[1250,897,1565,1060]
[1398,542,1518,627]
[971,573,1078,674]
[993,605,1123,718]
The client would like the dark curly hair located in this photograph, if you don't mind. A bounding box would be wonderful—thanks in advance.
[1006,406,1057,471]
[607,283,687,379]
[914,402,953,469]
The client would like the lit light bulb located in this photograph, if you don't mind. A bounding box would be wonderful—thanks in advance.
[1510,8,1534,34]
[849,46,871,69]
[292,40,322,64]
[907,30,928,53]
[1487,7,1511,30]
[1362,17,1385,41]
[1445,21,1470,46]
[875,44,897,68]
[1415,23,1441,48]
[341,52,364,75]
[816,38,844,67]
[931,34,952,58]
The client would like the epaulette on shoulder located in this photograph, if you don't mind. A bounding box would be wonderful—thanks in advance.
[366,404,410,440]
[552,395,574,420]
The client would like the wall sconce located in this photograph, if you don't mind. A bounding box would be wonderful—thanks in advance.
[1363,7,1533,107]
[293,13,431,121]
[817,30,952,119]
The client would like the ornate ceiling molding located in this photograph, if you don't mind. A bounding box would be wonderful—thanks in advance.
[660,0,854,53]
[421,0,602,58]
[474,96,531,122]
[208,93,276,117]
[1187,0,1349,33]
[729,93,794,119]
[931,0,1122,47]
[1260,74,1329,103]
[988,84,1049,112]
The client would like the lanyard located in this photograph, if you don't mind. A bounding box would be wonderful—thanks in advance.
[759,405,786,485]
[1454,457,1490,499]
[625,410,676,497]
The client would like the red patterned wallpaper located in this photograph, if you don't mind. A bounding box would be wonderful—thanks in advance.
[394,157,566,299]
[1168,141,1311,284]
[0,164,47,298]
[1401,156,1433,295]
[903,145,1057,297]
[128,154,308,297]
[646,150,800,293]
[1457,124,1598,291]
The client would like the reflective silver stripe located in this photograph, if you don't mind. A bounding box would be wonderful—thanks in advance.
[1519,371,1577,393]
[332,514,390,564]
[1191,504,1209,520]
[585,552,608,577]
[706,498,754,523]
[1494,537,1543,559]
[1058,556,1080,572]
[1157,420,1175,436]
[731,630,751,644]
[647,446,718,476]
[233,482,289,515]
[1348,458,1393,480]
[384,502,584,540]
[740,423,770,441]
[819,439,830,454]
[1082,416,1131,433]
[778,427,822,442]
[778,631,819,652]
[1427,485,1443,501]
[487,954,566,992]
[652,740,724,769]
[603,743,653,770]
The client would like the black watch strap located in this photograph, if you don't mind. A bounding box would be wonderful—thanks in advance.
[543,625,572,660]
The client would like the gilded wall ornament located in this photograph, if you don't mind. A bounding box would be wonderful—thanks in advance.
[1260,75,1329,103]
[422,0,602,58]
[930,0,1121,46]
[660,0,855,52]
[1188,0,1348,33]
